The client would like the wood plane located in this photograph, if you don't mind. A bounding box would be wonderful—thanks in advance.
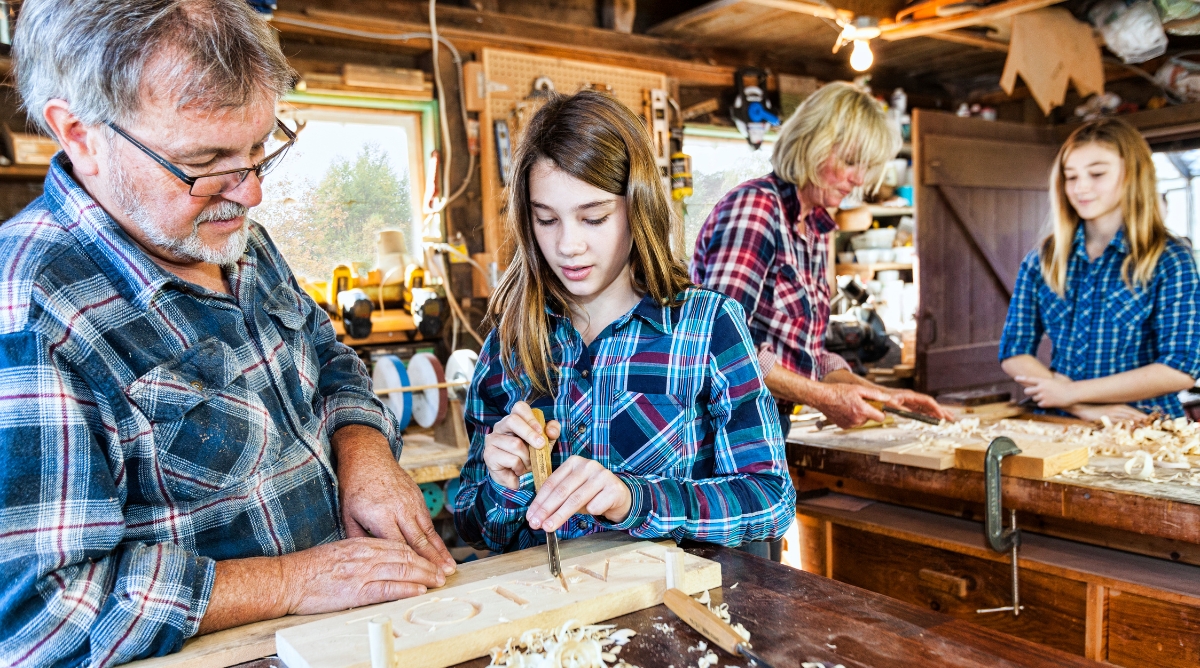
[276,540,722,668]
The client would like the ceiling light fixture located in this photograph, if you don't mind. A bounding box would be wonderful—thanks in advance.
[834,16,881,72]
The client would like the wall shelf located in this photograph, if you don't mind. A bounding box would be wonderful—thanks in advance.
[867,205,913,217]
[0,164,49,180]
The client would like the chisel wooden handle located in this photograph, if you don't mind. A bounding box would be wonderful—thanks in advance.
[530,408,551,489]
[663,588,744,655]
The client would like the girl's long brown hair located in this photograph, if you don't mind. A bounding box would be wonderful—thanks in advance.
[486,90,692,397]
[1042,118,1168,295]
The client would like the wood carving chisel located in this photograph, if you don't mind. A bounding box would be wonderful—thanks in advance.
[663,588,775,668]
[869,400,943,425]
[529,408,563,581]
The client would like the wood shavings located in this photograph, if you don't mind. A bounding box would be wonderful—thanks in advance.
[801,663,846,668]
[488,620,639,668]
[691,592,751,644]
[905,414,1200,485]
[1124,450,1155,479]
[687,641,707,653]
[652,623,674,634]
[696,650,719,668]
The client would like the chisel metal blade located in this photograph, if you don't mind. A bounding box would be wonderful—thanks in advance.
[738,643,775,668]
[545,529,562,577]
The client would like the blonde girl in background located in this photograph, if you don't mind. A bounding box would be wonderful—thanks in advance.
[1000,118,1199,420]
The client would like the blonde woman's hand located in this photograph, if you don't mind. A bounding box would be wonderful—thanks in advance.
[483,401,560,490]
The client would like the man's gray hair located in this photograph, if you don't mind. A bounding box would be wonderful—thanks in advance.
[13,0,295,135]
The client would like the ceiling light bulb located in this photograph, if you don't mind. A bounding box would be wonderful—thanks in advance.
[850,39,874,71]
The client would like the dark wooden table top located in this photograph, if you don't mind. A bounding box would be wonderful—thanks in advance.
[451,545,1100,668]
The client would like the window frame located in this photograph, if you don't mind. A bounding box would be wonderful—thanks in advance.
[279,92,441,246]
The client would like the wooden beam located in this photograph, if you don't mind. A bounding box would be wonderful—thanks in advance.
[744,0,854,22]
[926,29,1009,52]
[879,0,1064,40]
[271,7,737,87]
[650,0,852,35]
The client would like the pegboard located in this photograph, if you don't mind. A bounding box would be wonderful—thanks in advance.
[484,49,665,135]
[478,48,667,257]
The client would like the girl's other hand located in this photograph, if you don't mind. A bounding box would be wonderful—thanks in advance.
[526,456,632,532]
[1015,374,1080,408]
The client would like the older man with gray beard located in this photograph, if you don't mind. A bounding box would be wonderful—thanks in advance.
[0,1,455,664]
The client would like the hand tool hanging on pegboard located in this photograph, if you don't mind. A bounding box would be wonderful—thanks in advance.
[642,88,671,194]
[730,67,779,150]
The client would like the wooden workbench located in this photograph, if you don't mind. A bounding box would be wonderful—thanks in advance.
[787,421,1200,666]
[788,423,1200,563]
[453,542,1101,668]
[147,533,1100,668]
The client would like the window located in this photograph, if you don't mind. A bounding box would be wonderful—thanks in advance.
[255,103,430,282]
[1153,150,1199,251]
[681,127,775,257]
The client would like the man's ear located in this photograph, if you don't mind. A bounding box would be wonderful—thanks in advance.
[42,100,102,177]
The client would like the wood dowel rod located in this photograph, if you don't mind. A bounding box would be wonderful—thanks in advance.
[375,379,469,396]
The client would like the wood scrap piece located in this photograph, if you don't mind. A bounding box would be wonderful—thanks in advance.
[879,441,957,470]
[275,541,721,668]
[999,7,1103,115]
[954,439,1090,479]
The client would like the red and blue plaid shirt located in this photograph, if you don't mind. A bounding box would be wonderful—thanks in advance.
[691,172,849,391]
[0,155,399,666]
[453,288,794,552]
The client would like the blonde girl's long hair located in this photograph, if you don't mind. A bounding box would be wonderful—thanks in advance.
[771,81,900,196]
[1042,118,1167,295]
[486,90,692,397]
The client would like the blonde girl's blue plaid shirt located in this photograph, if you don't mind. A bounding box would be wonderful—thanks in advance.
[999,226,1200,417]
[452,287,796,553]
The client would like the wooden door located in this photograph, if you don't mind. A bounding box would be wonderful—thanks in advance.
[913,110,1059,394]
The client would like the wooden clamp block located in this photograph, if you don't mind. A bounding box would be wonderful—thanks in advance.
[879,442,956,470]
[954,439,1089,479]
[276,541,722,668]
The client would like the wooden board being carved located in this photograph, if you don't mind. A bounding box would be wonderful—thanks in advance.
[276,541,722,668]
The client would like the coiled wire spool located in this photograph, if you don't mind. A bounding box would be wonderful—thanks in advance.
[407,352,449,428]
[372,355,413,430]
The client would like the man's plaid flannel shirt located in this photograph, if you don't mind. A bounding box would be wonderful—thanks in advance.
[0,155,399,666]
[452,289,795,552]
[691,173,850,392]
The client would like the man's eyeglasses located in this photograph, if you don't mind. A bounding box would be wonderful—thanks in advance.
[106,119,297,197]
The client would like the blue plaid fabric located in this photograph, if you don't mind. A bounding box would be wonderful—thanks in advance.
[1000,225,1200,417]
[453,288,795,553]
[0,155,399,666]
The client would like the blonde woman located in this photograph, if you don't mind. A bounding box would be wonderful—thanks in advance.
[692,82,951,430]
[452,91,794,556]
[1000,119,1199,420]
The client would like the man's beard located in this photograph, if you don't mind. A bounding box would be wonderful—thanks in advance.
[109,156,250,266]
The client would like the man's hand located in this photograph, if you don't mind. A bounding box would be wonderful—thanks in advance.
[1066,403,1148,423]
[281,538,446,615]
[483,401,561,490]
[1015,374,1079,408]
[198,538,446,634]
[526,456,632,532]
[332,425,456,575]
[884,389,956,422]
